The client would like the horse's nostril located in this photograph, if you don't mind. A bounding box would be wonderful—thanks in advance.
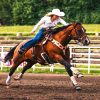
[85,40,88,43]
[84,39,90,45]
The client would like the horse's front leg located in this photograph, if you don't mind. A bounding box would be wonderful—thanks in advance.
[54,55,81,90]
[66,56,83,78]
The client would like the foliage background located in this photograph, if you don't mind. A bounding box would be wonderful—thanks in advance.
[0,0,100,25]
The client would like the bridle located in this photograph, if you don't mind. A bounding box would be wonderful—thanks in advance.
[69,23,86,44]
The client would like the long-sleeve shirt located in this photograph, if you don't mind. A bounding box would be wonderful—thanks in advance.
[32,16,69,32]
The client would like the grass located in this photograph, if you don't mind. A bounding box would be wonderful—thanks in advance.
[83,24,100,33]
[0,25,33,33]
[0,24,100,36]
[0,65,100,75]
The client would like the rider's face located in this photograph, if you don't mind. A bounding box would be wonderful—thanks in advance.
[51,15,59,21]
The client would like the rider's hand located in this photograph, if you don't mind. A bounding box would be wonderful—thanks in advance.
[30,31,35,35]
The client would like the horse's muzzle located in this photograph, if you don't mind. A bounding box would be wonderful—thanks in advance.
[82,37,90,46]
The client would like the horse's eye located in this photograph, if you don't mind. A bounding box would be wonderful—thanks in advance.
[77,30,83,35]
[78,30,83,33]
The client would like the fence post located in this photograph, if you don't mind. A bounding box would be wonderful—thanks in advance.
[0,46,4,70]
[88,47,91,74]
[32,65,36,71]
[96,33,99,36]
[50,64,54,72]
[70,47,72,64]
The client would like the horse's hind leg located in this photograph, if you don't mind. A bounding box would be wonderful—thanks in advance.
[6,62,22,85]
[14,61,34,80]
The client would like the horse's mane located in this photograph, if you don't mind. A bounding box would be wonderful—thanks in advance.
[51,24,72,34]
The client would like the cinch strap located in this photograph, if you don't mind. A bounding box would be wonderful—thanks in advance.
[51,39,65,50]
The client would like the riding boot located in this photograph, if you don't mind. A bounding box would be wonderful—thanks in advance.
[18,48,26,55]
[18,28,44,56]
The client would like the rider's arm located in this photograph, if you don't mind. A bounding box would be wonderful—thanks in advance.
[31,16,46,33]
[59,18,69,26]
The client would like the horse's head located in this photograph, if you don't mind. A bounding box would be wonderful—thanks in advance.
[70,22,90,46]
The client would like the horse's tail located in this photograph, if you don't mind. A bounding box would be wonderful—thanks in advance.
[4,45,18,63]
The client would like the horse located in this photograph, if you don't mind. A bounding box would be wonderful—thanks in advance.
[4,22,90,90]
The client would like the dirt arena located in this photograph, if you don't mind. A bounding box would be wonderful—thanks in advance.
[0,73,100,100]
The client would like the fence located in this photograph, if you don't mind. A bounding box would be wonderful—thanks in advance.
[70,46,100,74]
[0,46,100,74]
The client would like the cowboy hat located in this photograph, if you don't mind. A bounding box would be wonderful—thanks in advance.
[48,9,65,17]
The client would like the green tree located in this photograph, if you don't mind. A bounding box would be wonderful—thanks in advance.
[0,0,13,25]
[0,0,100,25]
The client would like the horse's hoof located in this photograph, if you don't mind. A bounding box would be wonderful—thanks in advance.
[6,82,10,86]
[14,76,20,80]
[75,85,81,91]
[6,85,10,88]
[6,76,11,86]
[6,81,11,86]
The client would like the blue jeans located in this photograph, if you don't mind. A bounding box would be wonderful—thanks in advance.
[21,28,45,50]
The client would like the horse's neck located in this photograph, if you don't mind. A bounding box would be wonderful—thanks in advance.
[53,28,72,46]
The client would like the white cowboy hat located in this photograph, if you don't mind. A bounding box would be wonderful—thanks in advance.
[48,9,65,17]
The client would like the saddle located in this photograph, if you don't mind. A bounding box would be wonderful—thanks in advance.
[37,28,54,46]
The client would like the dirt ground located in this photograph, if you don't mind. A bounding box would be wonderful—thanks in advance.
[0,73,100,100]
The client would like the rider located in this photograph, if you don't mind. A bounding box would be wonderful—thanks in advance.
[18,9,69,55]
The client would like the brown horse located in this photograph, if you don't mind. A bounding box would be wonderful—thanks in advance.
[4,22,90,90]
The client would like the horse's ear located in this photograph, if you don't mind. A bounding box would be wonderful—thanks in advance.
[72,22,81,28]
[72,22,77,28]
